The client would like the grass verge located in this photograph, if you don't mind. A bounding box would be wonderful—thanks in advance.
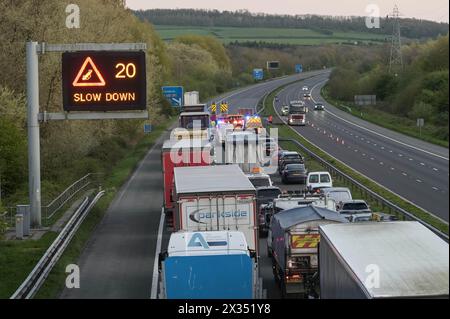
[261,83,448,235]
[321,86,449,148]
[0,121,173,299]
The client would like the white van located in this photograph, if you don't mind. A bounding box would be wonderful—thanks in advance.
[307,172,333,191]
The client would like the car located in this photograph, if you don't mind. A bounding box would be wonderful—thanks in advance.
[281,163,308,184]
[303,93,311,99]
[247,173,273,188]
[281,105,290,116]
[337,200,372,222]
[306,171,333,191]
[278,151,304,173]
[302,86,309,91]
[321,187,352,209]
[314,103,325,111]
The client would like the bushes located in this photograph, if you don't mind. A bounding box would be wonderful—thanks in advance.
[326,34,449,142]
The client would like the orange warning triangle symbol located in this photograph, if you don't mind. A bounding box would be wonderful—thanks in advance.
[72,57,106,87]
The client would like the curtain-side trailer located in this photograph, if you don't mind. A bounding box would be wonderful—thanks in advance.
[162,139,212,217]
[173,165,259,254]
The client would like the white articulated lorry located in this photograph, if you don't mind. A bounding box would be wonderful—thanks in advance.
[319,221,449,299]
[173,165,259,254]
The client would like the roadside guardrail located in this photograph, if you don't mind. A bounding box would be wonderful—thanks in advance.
[10,190,105,299]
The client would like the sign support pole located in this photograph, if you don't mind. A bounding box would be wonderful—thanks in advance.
[26,41,42,227]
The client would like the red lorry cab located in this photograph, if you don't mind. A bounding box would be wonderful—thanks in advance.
[162,139,212,214]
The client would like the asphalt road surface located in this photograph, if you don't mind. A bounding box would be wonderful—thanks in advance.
[60,71,327,299]
[275,73,449,222]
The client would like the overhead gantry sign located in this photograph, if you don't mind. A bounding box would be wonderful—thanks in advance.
[62,51,146,111]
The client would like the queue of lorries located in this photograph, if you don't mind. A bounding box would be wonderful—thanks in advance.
[157,91,449,299]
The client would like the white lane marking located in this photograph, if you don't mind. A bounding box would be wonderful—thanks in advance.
[380,162,384,165]
[420,162,425,166]
[391,167,395,170]
[416,179,422,183]
[402,172,408,176]
[151,208,166,299]
[409,158,413,161]
[433,187,439,191]
[310,80,449,161]
[433,168,439,171]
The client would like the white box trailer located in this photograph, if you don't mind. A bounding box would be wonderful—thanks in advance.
[174,165,259,254]
[319,222,449,299]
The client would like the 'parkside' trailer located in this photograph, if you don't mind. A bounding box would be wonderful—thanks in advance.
[319,222,449,299]
[162,139,212,215]
[158,231,264,299]
[173,165,259,254]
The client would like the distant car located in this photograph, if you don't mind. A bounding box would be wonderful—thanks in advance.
[314,103,325,111]
[307,171,333,191]
[247,173,273,188]
[321,187,352,209]
[281,163,308,184]
[281,105,290,116]
[278,151,304,173]
[302,86,309,91]
[303,93,311,99]
[337,200,372,222]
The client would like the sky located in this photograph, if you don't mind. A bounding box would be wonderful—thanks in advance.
[126,0,449,23]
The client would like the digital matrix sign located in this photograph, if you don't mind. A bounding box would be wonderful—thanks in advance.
[267,61,280,69]
[62,51,146,111]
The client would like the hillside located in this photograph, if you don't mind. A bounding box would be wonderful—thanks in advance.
[154,25,389,46]
[135,9,449,40]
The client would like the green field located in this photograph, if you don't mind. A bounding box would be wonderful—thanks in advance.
[154,25,389,45]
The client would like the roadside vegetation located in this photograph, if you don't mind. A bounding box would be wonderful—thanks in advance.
[325,35,449,147]
[0,122,172,299]
[0,1,236,212]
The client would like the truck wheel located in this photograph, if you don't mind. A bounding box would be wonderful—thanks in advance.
[259,229,268,238]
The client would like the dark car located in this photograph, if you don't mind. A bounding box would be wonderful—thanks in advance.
[278,152,304,174]
[256,187,282,237]
[314,103,325,111]
[281,163,308,184]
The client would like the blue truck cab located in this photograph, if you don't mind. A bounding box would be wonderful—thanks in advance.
[158,231,264,299]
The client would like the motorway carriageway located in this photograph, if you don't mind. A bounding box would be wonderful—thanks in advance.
[60,70,327,299]
[275,73,449,222]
